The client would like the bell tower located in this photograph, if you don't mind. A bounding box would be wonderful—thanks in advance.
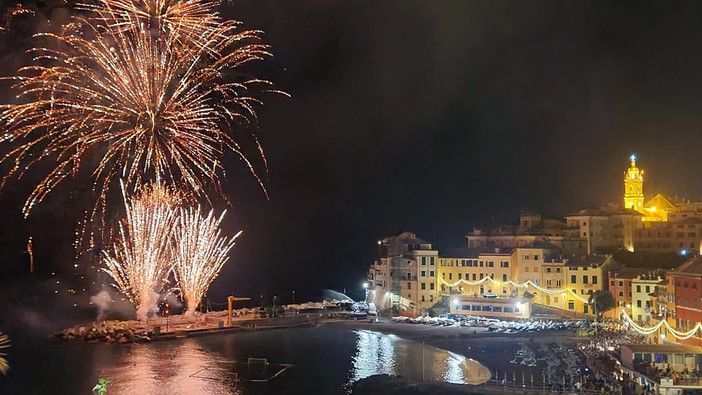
[624,154,644,212]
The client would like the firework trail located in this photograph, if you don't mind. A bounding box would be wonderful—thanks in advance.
[0,0,283,249]
[172,207,240,316]
[101,181,182,320]
[0,332,9,375]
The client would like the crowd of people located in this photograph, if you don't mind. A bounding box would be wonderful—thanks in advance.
[633,360,702,386]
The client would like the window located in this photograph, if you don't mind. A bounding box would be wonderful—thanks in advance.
[480,273,484,279]
[592,276,597,285]
[619,291,624,297]
[524,266,529,272]
[547,268,552,273]
[568,302,574,310]
[524,255,530,260]
[430,283,434,290]
[421,257,426,265]
[421,270,426,277]
[610,280,614,286]
[619,281,623,287]
[487,261,494,267]
[637,300,641,308]
[430,295,434,302]
[430,257,435,265]
[502,274,507,282]
[479,261,484,267]
[556,268,561,273]
[500,261,509,268]
[645,286,650,293]
[636,285,641,293]
[458,273,462,280]
[534,255,539,260]
[449,273,453,280]
[571,275,577,284]
[429,270,434,277]
[556,280,562,287]
[407,282,411,289]
[421,283,426,290]
[685,282,689,288]
[472,274,476,281]
[421,295,425,302]
[534,267,538,272]
[582,232,587,237]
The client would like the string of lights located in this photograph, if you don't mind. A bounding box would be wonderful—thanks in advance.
[620,309,702,340]
[438,276,590,303]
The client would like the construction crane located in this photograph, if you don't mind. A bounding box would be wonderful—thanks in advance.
[227,296,252,327]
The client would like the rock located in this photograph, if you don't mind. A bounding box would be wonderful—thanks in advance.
[117,336,128,344]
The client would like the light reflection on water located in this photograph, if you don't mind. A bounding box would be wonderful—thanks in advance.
[99,339,239,395]
[0,325,491,394]
[348,329,490,385]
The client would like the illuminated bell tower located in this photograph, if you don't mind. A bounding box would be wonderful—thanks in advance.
[623,154,645,212]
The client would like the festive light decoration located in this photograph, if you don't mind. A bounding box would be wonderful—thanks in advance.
[0,0,284,249]
[102,182,182,320]
[172,207,241,316]
[0,332,9,375]
[620,309,702,340]
[438,276,590,303]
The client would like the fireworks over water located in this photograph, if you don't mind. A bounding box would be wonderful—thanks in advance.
[101,182,182,320]
[0,0,284,248]
[172,207,240,316]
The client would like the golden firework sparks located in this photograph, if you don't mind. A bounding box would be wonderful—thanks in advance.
[0,332,9,375]
[0,0,284,248]
[172,206,240,316]
[101,181,183,320]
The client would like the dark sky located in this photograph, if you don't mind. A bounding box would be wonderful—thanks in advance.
[4,1,702,302]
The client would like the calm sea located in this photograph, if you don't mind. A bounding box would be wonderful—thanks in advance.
[0,325,489,394]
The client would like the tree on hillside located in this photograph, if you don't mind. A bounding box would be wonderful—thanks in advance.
[589,290,616,318]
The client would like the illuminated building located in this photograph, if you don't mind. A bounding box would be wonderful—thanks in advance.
[438,247,518,298]
[366,232,438,315]
[565,208,641,254]
[466,212,588,255]
[624,154,645,212]
[630,274,664,324]
[668,257,702,345]
[607,267,650,315]
[564,255,612,314]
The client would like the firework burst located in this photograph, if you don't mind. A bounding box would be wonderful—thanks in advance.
[172,207,240,316]
[0,0,283,248]
[101,181,183,320]
[0,332,9,375]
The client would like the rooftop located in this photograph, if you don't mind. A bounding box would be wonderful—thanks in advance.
[441,247,515,258]
[565,254,610,268]
[669,256,702,277]
[611,267,652,280]
[622,343,702,354]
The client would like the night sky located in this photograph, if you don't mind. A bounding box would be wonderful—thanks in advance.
[3,1,702,303]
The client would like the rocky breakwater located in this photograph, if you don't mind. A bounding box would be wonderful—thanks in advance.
[59,320,150,343]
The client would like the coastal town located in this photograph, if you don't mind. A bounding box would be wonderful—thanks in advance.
[364,156,702,394]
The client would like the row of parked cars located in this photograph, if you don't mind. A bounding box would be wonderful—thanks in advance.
[391,314,591,333]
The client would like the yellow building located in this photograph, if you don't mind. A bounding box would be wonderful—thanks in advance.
[564,255,612,314]
[623,155,681,223]
[437,247,518,298]
[624,154,645,212]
